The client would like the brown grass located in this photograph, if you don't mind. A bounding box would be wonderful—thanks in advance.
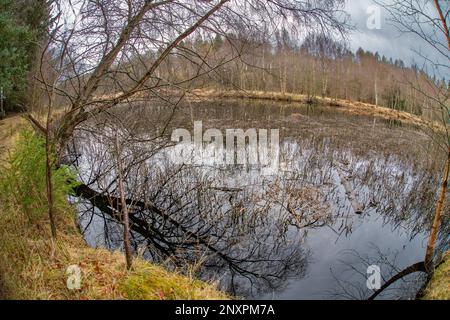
[189,89,445,132]
[0,115,228,300]
[0,115,27,161]
[0,188,229,300]
[0,202,228,300]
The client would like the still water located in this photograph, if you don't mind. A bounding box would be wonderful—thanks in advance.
[70,99,448,299]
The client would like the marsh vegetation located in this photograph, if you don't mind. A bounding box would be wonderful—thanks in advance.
[68,99,448,299]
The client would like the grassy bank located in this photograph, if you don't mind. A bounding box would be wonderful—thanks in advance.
[422,252,450,300]
[1,95,447,300]
[0,116,228,300]
[189,89,444,132]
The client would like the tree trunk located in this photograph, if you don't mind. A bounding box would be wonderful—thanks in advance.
[434,0,450,49]
[45,91,56,238]
[368,261,426,300]
[425,1,450,270]
[374,77,378,106]
[424,148,450,269]
[115,134,133,270]
[45,136,57,238]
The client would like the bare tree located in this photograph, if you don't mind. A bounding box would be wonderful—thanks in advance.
[115,133,133,269]
[375,0,449,271]
[25,0,348,240]
[424,0,449,270]
[29,0,348,148]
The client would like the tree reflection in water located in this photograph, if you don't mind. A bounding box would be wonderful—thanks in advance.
[67,100,448,298]
[328,245,428,300]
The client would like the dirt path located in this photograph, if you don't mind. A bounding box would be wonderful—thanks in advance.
[0,114,27,160]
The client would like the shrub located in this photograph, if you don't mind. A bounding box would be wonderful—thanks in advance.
[0,130,78,223]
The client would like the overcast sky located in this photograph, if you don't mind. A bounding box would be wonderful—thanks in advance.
[345,0,449,79]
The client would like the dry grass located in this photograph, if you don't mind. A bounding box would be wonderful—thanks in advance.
[120,260,228,300]
[0,115,27,161]
[0,203,228,300]
[0,211,229,301]
[422,252,450,300]
[2,92,445,300]
[189,89,445,132]
[70,88,444,132]
[0,115,228,300]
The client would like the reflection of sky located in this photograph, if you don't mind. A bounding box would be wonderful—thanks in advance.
[259,210,427,299]
[345,0,449,79]
[76,126,433,299]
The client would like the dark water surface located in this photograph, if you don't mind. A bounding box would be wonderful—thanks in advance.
[70,99,448,299]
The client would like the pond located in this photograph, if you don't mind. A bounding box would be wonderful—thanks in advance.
[68,99,449,299]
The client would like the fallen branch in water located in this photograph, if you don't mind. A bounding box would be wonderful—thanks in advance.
[72,182,269,279]
[367,261,426,300]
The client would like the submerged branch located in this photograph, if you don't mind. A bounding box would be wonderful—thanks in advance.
[367,261,426,300]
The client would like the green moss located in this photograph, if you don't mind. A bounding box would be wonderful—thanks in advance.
[422,252,450,300]
[120,260,228,300]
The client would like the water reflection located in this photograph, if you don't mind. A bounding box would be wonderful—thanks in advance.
[68,99,448,299]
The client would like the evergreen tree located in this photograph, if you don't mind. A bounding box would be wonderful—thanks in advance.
[0,0,47,112]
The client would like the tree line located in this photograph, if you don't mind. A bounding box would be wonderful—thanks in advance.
[147,31,448,121]
[0,0,48,113]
